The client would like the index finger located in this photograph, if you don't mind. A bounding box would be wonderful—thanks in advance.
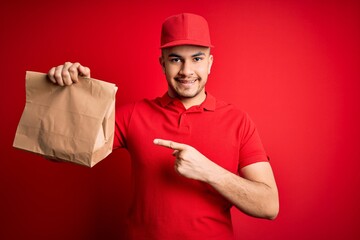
[153,139,187,150]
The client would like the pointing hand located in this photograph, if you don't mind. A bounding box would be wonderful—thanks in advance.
[153,138,223,182]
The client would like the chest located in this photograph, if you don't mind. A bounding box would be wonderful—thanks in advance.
[126,107,241,174]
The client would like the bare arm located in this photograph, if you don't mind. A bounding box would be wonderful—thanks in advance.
[153,139,279,220]
[207,161,279,219]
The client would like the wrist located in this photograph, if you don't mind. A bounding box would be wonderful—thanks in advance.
[204,163,229,185]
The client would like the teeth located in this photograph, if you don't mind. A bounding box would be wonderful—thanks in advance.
[179,80,195,83]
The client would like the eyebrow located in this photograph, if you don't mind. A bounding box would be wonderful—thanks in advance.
[168,52,206,58]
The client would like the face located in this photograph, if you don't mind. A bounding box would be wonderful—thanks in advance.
[159,45,213,106]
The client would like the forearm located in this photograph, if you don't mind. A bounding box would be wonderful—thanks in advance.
[205,165,279,220]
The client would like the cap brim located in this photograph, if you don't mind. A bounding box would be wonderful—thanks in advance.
[160,39,214,49]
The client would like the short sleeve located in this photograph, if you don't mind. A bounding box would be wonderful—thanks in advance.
[238,113,269,168]
[113,102,135,149]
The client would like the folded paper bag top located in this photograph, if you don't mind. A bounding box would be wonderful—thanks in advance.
[13,71,118,167]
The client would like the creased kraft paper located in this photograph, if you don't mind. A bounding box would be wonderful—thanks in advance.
[13,71,118,167]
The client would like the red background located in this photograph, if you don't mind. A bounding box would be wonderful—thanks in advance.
[1,0,359,239]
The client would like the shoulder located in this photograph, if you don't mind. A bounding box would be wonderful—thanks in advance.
[213,96,249,120]
[211,96,259,134]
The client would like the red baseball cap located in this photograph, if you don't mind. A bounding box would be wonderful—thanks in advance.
[160,13,214,49]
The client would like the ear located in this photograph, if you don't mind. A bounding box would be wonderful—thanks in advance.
[159,56,165,73]
[208,55,214,74]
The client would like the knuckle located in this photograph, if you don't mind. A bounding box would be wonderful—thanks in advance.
[68,67,76,74]
[54,71,61,80]
[61,71,69,79]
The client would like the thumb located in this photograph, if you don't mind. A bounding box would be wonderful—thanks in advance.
[78,64,91,78]
[172,149,180,156]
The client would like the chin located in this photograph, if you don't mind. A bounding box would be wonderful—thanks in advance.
[176,90,199,98]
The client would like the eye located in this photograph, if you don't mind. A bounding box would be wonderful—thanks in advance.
[193,57,203,62]
[170,58,181,63]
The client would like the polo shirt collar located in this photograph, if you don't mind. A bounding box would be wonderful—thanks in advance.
[159,92,216,111]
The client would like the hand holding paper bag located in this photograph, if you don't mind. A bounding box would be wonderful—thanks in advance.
[48,62,91,86]
[13,71,118,167]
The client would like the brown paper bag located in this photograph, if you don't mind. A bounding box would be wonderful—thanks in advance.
[13,71,118,167]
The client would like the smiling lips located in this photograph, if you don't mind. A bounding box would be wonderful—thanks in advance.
[175,78,198,84]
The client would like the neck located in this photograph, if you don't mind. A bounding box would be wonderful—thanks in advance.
[175,91,207,110]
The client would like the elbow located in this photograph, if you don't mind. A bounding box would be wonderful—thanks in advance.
[254,190,279,220]
[260,205,279,220]
[267,208,279,220]
[265,186,280,220]
[241,198,279,220]
[264,197,279,220]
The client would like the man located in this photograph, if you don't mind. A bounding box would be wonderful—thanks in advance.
[48,13,279,240]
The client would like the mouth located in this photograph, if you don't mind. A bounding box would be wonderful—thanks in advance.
[175,78,198,84]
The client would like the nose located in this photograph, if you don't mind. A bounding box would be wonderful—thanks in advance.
[179,60,194,76]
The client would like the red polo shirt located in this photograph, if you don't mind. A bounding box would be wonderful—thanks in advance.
[113,93,268,240]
